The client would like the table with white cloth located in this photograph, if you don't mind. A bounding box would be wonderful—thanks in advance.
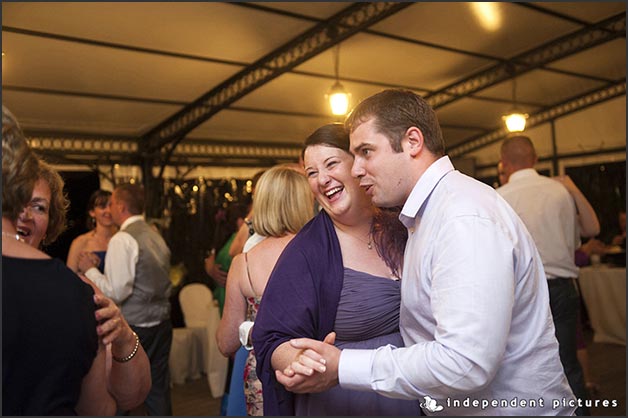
[578,265,626,345]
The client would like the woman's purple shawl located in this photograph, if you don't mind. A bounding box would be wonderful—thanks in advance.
[252,210,344,415]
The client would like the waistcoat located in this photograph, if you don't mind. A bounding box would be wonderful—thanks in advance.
[121,220,172,325]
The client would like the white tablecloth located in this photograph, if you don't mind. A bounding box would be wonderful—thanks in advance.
[578,265,626,345]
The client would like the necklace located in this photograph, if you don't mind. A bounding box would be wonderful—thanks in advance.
[337,225,373,250]
[2,231,25,243]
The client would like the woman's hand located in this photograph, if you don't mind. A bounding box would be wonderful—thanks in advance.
[94,294,134,348]
[276,332,339,393]
[204,250,228,287]
[282,331,336,377]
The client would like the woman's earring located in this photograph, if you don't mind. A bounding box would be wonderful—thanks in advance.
[91,217,96,227]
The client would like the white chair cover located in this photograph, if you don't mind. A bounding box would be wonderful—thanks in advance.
[169,328,202,385]
[206,298,228,398]
[178,283,228,397]
[179,283,215,327]
[179,283,214,372]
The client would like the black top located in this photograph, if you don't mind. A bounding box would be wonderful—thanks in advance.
[2,256,98,416]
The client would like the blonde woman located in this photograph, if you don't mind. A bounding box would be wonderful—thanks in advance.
[217,165,314,415]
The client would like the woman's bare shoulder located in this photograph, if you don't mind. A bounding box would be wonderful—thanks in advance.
[70,232,91,247]
[3,240,50,260]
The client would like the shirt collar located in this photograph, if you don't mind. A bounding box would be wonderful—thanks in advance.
[508,168,539,183]
[399,155,455,227]
[120,214,144,230]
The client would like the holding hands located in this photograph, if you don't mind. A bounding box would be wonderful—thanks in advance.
[276,332,340,394]
[77,251,101,274]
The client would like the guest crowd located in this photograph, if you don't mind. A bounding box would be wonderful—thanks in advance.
[3,88,621,416]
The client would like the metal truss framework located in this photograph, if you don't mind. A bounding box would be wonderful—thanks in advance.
[425,13,626,109]
[29,79,624,167]
[448,82,627,158]
[20,8,625,172]
[26,135,302,167]
[141,2,412,157]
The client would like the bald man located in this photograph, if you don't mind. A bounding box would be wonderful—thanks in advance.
[498,135,598,416]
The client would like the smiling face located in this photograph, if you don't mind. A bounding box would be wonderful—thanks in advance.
[90,197,113,228]
[350,118,413,208]
[16,178,51,248]
[303,144,370,223]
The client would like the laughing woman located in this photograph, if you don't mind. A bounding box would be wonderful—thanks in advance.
[2,105,116,415]
[14,160,151,413]
[252,123,419,416]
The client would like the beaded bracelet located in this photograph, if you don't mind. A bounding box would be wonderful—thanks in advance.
[112,332,140,363]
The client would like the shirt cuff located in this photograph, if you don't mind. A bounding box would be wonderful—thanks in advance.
[338,348,375,391]
[84,267,100,282]
[238,321,255,350]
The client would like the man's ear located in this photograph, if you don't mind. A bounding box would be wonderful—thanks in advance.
[405,126,424,157]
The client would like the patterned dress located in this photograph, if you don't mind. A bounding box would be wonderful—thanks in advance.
[243,296,263,415]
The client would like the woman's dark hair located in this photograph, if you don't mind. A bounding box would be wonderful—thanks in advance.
[301,123,350,159]
[37,161,70,245]
[86,189,112,229]
[303,123,408,278]
[371,207,408,279]
[2,105,40,222]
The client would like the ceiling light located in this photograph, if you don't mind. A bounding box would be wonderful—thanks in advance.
[502,73,528,133]
[326,44,350,116]
[503,112,528,133]
[470,3,502,32]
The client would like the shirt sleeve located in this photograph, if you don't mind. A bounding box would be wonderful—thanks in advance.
[84,231,138,304]
[339,215,516,400]
[239,321,255,350]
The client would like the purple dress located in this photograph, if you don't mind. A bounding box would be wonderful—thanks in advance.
[294,268,420,416]
[254,211,420,415]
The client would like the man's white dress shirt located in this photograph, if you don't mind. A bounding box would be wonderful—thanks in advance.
[85,215,160,327]
[338,157,575,415]
[497,168,580,279]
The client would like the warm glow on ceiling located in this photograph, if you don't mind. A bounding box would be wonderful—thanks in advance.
[502,112,528,133]
[327,81,350,116]
[470,2,502,32]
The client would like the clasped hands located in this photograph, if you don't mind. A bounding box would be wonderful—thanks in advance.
[77,251,101,274]
[275,332,341,394]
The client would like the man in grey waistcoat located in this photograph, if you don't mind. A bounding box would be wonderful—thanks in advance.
[80,182,173,415]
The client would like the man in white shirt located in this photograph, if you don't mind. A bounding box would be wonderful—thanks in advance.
[497,135,600,415]
[277,89,576,415]
[79,183,173,415]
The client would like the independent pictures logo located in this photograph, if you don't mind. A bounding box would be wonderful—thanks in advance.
[421,396,444,412]
[420,395,620,413]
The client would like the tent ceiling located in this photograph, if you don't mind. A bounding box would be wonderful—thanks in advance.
[2,2,625,169]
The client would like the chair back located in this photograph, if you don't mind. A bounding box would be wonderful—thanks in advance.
[179,283,214,328]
